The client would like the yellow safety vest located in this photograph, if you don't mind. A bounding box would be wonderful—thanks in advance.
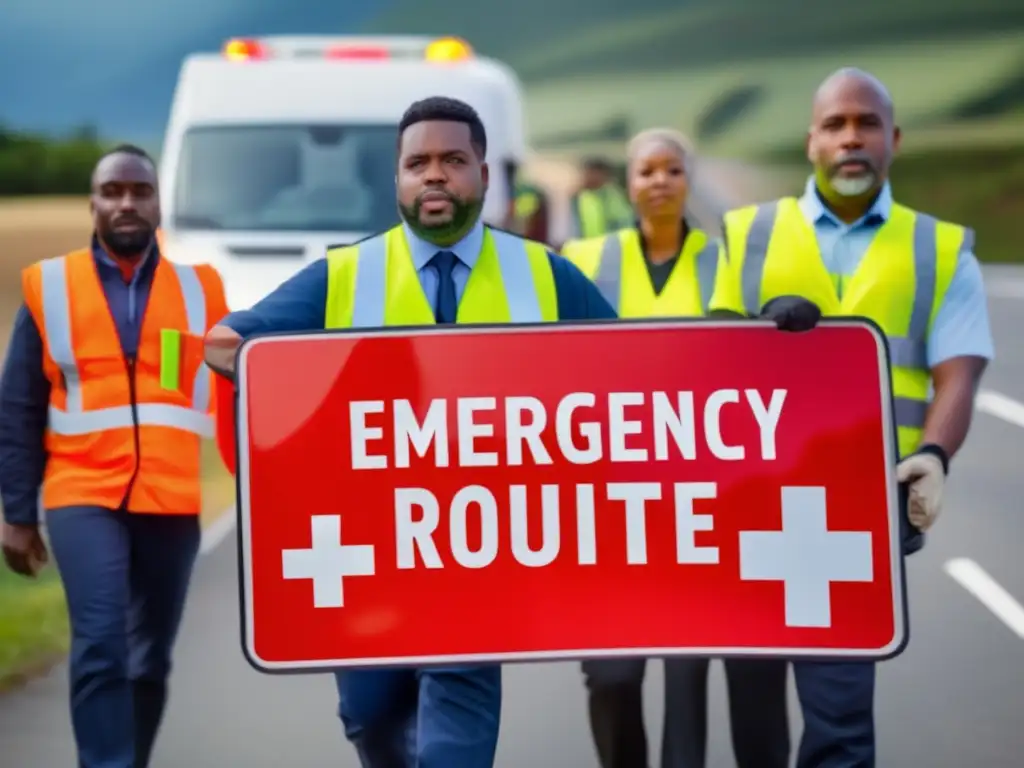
[574,185,634,239]
[511,187,543,236]
[711,196,971,458]
[324,225,559,327]
[562,227,718,317]
[515,189,542,221]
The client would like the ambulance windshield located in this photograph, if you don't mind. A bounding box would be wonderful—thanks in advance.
[172,123,399,232]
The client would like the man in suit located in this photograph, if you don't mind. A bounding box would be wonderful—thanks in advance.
[203,96,616,768]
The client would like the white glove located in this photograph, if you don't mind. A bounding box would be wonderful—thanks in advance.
[896,452,945,531]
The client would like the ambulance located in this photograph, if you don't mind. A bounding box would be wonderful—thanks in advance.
[158,35,528,310]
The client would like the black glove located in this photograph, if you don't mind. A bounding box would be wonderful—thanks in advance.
[759,296,822,332]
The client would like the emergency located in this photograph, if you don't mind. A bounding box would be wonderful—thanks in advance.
[348,388,788,470]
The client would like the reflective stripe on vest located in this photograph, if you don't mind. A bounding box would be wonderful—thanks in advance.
[734,200,969,434]
[592,233,718,314]
[40,256,214,438]
[348,228,551,327]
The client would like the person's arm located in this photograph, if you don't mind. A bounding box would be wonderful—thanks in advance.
[896,243,992,533]
[920,247,993,460]
[0,306,51,526]
[546,252,617,321]
[204,259,328,379]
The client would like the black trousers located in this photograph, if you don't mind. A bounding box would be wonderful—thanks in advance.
[47,506,201,768]
[582,657,790,768]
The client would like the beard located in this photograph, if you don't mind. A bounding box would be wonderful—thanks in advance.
[398,190,483,245]
[830,173,877,197]
[99,224,154,258]
[827,155,878,198]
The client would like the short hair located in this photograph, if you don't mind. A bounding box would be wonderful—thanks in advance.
[626,128,696,176]
[399,97,487,157]
[101,143,155,165]
[91,143,157,187]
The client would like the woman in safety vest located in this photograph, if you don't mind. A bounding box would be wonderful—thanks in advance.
[562,129,792,768]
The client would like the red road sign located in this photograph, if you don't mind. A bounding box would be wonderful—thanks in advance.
[235,320,907,672]
[216,374,237,474]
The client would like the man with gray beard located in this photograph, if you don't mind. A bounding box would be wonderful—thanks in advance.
[710,67,993,767]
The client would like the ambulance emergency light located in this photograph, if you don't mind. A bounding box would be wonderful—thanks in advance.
[221,36,474,63]
[223,38,266,61]
[423,37,474,61]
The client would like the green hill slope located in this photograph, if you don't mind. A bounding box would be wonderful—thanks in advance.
[527,33,1024,156]
[363,0,1022,78]
[360,0,1024,158]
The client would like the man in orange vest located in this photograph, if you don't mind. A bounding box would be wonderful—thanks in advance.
[0,145,228,768]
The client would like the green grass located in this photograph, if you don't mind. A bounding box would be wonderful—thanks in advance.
[0,441,234,690]
[0,566,68,691]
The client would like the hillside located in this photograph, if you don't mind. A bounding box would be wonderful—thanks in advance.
[360,0,1024,158]
[363,0,1023,78]
[2,0,1020,157]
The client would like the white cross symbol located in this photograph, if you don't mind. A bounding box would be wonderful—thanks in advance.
[282,515,376,608]
[739,486,873,628]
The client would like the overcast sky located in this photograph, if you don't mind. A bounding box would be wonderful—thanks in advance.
[0,0,385,142]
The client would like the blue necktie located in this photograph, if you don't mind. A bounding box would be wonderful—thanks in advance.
[430,250,458,324]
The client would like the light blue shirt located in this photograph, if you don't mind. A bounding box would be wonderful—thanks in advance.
[798,176,994,365]
[403,220,485,308]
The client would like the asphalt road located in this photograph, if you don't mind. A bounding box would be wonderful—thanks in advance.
[3,268,1024,768]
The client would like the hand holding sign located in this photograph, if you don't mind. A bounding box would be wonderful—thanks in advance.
[760,296,822,331]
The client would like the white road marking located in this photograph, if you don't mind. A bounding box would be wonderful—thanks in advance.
[200,508,237,554]
[976,389,1024,430]
[944,558,1024,640]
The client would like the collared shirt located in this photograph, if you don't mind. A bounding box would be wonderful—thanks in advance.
[220,223,617,340]
[92,236,158,357]
[0,235,161,525]
[403,219,485,306]
[798,176,994,366]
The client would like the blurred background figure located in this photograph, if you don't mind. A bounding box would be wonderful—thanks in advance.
[568,156,634,240]
[511,178,551,243]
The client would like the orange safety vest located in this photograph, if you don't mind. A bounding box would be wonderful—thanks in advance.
[21,246,229,514]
